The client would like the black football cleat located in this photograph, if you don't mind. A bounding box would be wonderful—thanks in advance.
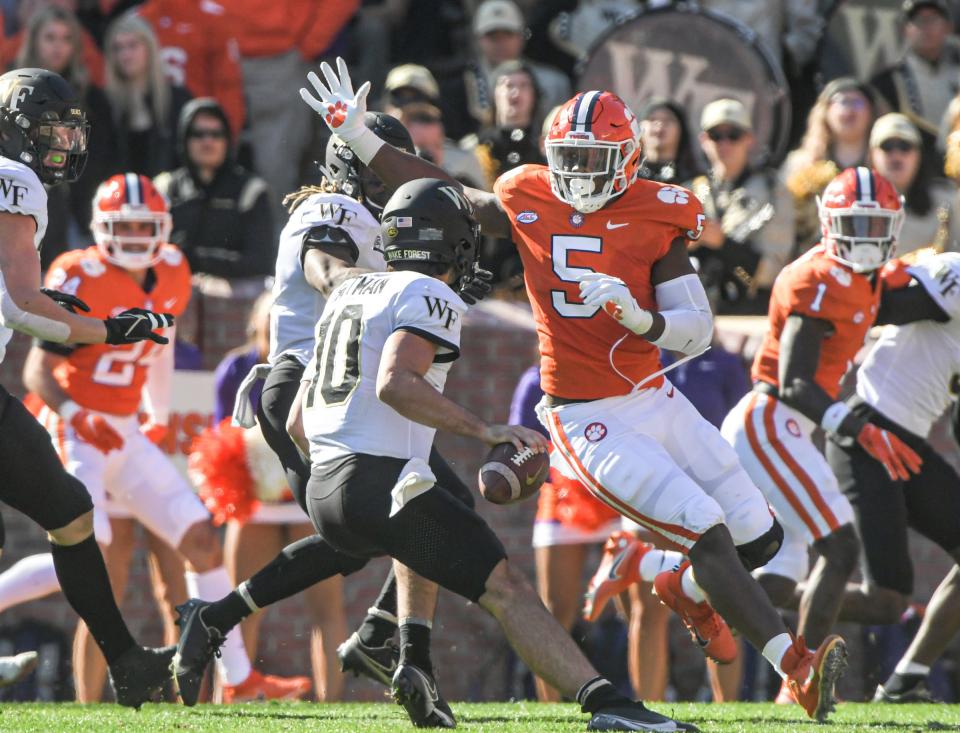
[338,631,400,687]
[873,674,938,703]
[391,663,456,728]
[588,701,698,732]
[109,644,175,709]
[172,598,225,706]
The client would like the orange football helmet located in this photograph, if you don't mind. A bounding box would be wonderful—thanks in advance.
[92,173,172,270]
[544,91,642,213]
[817,166,903,273]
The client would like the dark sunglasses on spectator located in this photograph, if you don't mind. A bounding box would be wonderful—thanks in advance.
[189,129,226,140]
[707,127,745,143]
[878,139,916,153]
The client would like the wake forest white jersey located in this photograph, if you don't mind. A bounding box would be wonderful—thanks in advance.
[857,253,960,438]
[302,270,466,465]
[269,192,383,366]
[0,156,48,364]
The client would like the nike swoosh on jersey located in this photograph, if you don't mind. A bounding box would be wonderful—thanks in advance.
[606,221,629,230]
[163,297,178,308]
[666,386,675,398]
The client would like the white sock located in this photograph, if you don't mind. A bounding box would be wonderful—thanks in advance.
[763,632,805,682]
[637,549,685,583]
[185,568,252,686]
[680,565,707,604]
[0,554,61,613]
[894,659,930,677]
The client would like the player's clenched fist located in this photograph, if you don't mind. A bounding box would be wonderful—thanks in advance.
[300,56,370,142]
[579,272,654,335]
[60,401,124,454]
[857,424,923,481]
[104,308,174,345]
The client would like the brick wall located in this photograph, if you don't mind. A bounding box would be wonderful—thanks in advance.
[0,290,956,702]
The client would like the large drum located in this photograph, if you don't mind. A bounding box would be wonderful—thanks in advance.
[576,3,791,166]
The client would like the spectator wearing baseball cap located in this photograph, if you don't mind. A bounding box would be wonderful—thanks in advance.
[436,0,570,140]
[870,0,958,177]
[689,98,795,314]
[383,63,441,109]
[869,112,960,255]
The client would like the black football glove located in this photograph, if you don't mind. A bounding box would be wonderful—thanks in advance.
[104,308,175,345]
[458,267,494,305]
[41,288,91,313]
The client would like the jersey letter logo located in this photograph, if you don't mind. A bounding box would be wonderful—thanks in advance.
[0,177,28,207]
[423,296,459,329]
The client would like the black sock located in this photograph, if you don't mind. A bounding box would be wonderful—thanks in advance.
[358,570,397,647]
[577,677,631,714]
[399,619,433,675]
[50,535,136,665]
[201,590,254,635]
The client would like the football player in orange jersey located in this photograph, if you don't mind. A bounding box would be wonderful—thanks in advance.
[301,58,850,723]
[0,173,310,704]
[720,167,924,704]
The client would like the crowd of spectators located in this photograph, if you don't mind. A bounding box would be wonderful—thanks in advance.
[8,0,960,704]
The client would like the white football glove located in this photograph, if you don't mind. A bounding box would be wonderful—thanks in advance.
[300,56,370,143]
[579,272,654,335]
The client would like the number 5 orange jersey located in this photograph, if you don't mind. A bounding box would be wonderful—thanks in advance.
[43,244,191,416]
[495,164,705,400]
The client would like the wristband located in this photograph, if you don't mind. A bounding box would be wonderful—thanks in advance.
[59,399,80,423]
[820,401,851,434]
[349,126,386,165]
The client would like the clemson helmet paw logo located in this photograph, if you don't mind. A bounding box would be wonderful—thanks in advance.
[585,422,607,442]
[325,101,348,127]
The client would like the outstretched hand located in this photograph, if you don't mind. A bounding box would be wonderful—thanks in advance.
[300,56,370,142]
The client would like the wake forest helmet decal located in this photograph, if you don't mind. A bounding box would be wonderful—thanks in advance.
[0,68,88,184]
[380,178,480,287]
[324,111,415,211]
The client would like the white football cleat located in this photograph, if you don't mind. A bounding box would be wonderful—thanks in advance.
[0,651,38,686]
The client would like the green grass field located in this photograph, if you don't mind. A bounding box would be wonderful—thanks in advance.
[0,702,957,733]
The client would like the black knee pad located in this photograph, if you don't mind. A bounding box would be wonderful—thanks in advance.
[429,447,475,509]
[736,518,784,571]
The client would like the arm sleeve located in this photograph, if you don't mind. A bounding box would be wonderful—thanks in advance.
[299,224,360,268]
[650,274,713,355]
[141,326,176,426]
[393,277,466,361]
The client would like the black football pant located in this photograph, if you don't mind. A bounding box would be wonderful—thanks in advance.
[253,355,475,620]
[826,397,960,596]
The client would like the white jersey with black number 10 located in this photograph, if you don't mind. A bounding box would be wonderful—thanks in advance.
[302,270,466,464]
[269,192,383,366]
[0,156,49,365]
[857,252,960,438]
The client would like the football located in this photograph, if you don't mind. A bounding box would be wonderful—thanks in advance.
[478,443,550,505]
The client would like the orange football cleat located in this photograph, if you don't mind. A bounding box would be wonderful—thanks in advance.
[781,634,847,722]
[222,669,312,703]
[583,532,651,622]
[653,560,737,664]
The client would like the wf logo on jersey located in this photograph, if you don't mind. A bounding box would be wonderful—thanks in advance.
[585,422,607,442]
[937,268,960,298]
[423,296,459,329]
[0,177,28,207]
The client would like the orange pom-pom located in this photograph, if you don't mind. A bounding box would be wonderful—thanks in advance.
[188,419,260,526]
[553,471,620,531]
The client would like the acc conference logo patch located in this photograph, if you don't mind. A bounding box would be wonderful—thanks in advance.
[517,210,539,224]
[829,266,852,287]
[585,422,607,442]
